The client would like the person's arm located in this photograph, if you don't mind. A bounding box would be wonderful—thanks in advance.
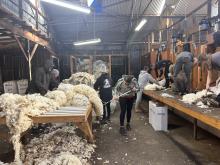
[148,74,159,85]
[206,70,212,90]
[94,77,101,91]
[206,55,213,90]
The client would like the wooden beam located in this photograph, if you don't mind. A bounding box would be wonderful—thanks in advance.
[0,19,51,50]
[30,43,39,60]
[14,35,28,61]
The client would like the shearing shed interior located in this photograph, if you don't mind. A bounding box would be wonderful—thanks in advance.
[0,0,220,165]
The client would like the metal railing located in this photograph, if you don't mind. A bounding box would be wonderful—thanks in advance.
[0,0,48,36]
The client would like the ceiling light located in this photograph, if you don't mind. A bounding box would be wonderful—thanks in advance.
[87,0,95,7]
[74,38,101,46]
[135,19,147,31]
[158,0,166,16]
[40,0,91,14]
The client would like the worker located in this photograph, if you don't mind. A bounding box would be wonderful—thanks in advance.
[155,60,172,88]
[26,59,54,95]
[94,66,113,124]
[173,43,196,93]
[115,75,139,136]
[49,69,60,91]
[135,66,159,113]
[206,32,220,91]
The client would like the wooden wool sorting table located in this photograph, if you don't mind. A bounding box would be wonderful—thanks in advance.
[143,90,220,139]
[0,104,94,143]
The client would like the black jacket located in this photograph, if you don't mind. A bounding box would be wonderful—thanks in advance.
[94,73,113,102]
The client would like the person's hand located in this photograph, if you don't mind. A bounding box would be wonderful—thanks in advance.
[131,87,137,92]
[113,96,119,100]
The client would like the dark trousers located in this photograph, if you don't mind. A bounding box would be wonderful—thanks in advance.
[119,97,134,126]
[103,102,111,120]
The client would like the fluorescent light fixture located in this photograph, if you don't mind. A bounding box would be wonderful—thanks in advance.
[40,0,91,14]
[87,0,95,7]
[74,38,101,46]
[158,0,166,16]
[135,19,147,31]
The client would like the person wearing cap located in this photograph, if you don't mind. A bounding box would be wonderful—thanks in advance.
[94,67,113,124]
[173,43,197,94]
[49,69,60,91]
[135,66,159,112]
[26,59,54,95]
[115,75,139,136]
[205,32,220,91]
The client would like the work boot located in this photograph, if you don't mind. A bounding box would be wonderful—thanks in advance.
[119,126,127,136]
[126,123,131,131]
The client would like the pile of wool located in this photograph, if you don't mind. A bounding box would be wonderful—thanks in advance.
[37,152,82,165]
[93,60,108,79]
[26,94,59,116]
[72,84,103,116]
[161,93,174,98]
[144,84,164,91]
[71,93,89,107]
[45,90,67,106]
[22,126,95,165]
[57,83,75,104]
[0,94,32,163]
[63,72,95,87]
[182,90,212,105]
[0,93,59,164]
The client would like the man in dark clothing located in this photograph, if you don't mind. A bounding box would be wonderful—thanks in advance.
[26,59,54,95]
[155,60,172,88]
[94,70,113,123]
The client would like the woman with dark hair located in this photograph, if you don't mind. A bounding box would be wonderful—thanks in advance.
[115,75,139,136]
[173,43,197,93]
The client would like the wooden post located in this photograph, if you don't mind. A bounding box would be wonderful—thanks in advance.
[193,118,198,140]
[14,35,38,81]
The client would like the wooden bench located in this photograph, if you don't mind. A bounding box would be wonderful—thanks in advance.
[0,104,94,143]
[143,90,220,139]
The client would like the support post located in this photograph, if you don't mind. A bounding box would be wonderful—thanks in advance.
[193,118,198,140]
[14,35,38,81]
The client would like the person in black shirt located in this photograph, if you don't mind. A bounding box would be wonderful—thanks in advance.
[155,60,172,88]
[94,70,113,123]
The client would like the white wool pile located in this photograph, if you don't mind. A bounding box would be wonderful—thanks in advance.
[0,93,59,164]
[182,90,212,104]
[144,84,164,91]
[71,93,89,107]
[26,94,59,116]
[93,60,108,79]
[63,72,95,87]
[196,101,209,109]
[0,93,33,163]
[22,126,95,165]
[37,152,82,165]
[161,93,174,98]
[45,90,67,106]
[72,84,103,116]
[57,83,75,104]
